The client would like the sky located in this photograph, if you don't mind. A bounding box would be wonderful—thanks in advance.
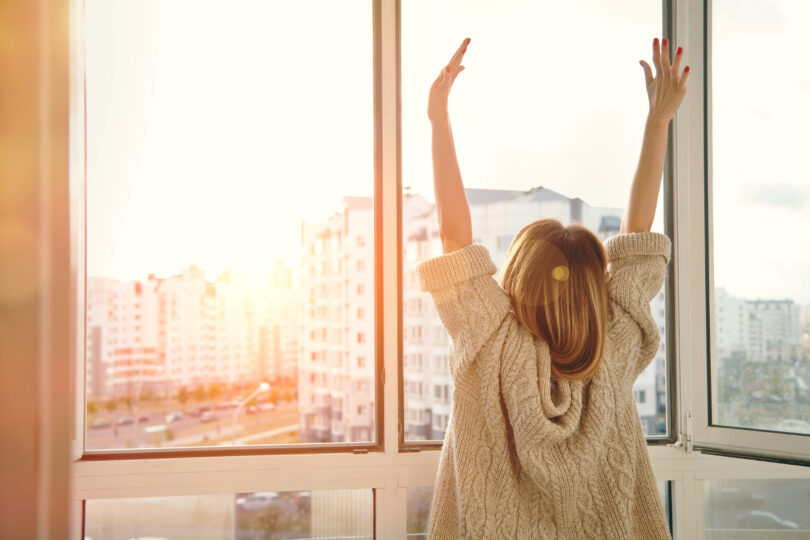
[85,0,810,303]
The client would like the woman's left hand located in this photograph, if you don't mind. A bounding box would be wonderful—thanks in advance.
[428,37,470,124]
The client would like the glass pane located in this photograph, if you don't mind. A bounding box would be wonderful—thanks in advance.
[406,482,671,537]
[710,1,810,435]
[702,479,810,538]
[83,489,373,540]
[402,0,668,443]
[84,1,375,450]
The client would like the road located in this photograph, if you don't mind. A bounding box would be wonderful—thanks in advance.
[86,402,300,450]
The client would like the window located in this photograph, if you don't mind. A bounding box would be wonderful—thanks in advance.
[691,0,810,462]
[83,0,375,451]
[401,0,669,442]
[84,490,374,539]
[65,2,810,539]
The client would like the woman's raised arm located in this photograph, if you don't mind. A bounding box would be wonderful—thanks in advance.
[621,37,690,234]
[428,37,472,254]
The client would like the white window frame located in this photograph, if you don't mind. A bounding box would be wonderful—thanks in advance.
[68,1,810,539]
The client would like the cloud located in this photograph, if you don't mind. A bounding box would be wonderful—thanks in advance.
[739,181,810,211]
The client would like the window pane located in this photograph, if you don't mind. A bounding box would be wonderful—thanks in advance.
[702,479,810,538]
[406,482,671,538]
[84,1,375,450]
[83,489,374,539]
[710,1,810,436]
[402,0,668,443]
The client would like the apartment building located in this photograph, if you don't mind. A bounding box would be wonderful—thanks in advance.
[299,197,375,443]
[713,286,803,364]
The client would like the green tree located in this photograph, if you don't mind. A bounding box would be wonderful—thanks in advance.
[269,387,280,405]
[139,389,154,402]
[104,398,117,413]
[119,395,132,409]
[177,386,189,406]
[194,384,207,402]
[86,400,98,415]
[208,382,222,401]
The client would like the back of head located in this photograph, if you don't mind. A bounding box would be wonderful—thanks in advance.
[499,219,608,382]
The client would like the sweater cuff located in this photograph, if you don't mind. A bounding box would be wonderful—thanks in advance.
[416,243,497,292]
[604,231,672,264]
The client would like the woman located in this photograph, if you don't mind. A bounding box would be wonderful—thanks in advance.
[416,37,688,539]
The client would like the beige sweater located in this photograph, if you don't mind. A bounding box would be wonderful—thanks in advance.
[415,231,672,539]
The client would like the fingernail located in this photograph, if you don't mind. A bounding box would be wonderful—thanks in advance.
[676,46,683,55]
[684,66,690,72]
[654,37,659,45]
[662,38,668,46]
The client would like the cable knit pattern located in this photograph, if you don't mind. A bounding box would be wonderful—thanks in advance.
[415,232,672,540]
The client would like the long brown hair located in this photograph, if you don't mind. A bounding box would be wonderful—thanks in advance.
[499,219,608,381]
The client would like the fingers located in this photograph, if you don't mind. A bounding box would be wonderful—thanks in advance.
[671,45,683,78]
[448,37,470,69]
[652,37,663,79]
[660,38,670,80]
[450,65,465,84]
[639,60,653,87]
[678,65,690,88]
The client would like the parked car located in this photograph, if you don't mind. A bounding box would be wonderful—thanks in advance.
[188,405,210,417]
[89,417,111,429]
[258,403,275,412]
[235,492,278,511]
[137,413,150,423]
[215,400,235,410]
[200,411,218,423]
[115,415,134,426]
[247,405,258,415]
[165,411,183,423]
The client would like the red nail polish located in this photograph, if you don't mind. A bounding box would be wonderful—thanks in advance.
[662,38,668,46]
[684,66,690,72]
[676,46,683,55]
[654,37,659,45]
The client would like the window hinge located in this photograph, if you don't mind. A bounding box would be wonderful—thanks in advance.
[353,448,369,454]
[668,409,694,453]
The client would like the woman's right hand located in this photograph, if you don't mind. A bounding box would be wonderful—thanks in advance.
[639,37,690,125]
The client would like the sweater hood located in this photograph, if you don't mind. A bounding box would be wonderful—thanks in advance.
[493,317,616,478]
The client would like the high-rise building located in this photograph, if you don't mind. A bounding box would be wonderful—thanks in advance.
[259,260,300,382]
[713,286,802,364]
[110,279,161,397]
[86,276,120,398]
[299,197,375,443]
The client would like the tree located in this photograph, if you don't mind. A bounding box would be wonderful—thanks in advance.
[119,395,132,409]
[104,398,117,413]
[282,388,293,403]
[139,389,154,402]
[208,382,222,401]
[177,386,189,406]
[269,387,280,405]
[86,400,98,415]
[194,384,207,402]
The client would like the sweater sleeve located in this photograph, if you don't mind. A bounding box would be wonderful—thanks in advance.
[603,231,672,384]
[415,243,512,381]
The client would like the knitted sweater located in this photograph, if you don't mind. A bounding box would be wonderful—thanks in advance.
[415,231,673,540]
